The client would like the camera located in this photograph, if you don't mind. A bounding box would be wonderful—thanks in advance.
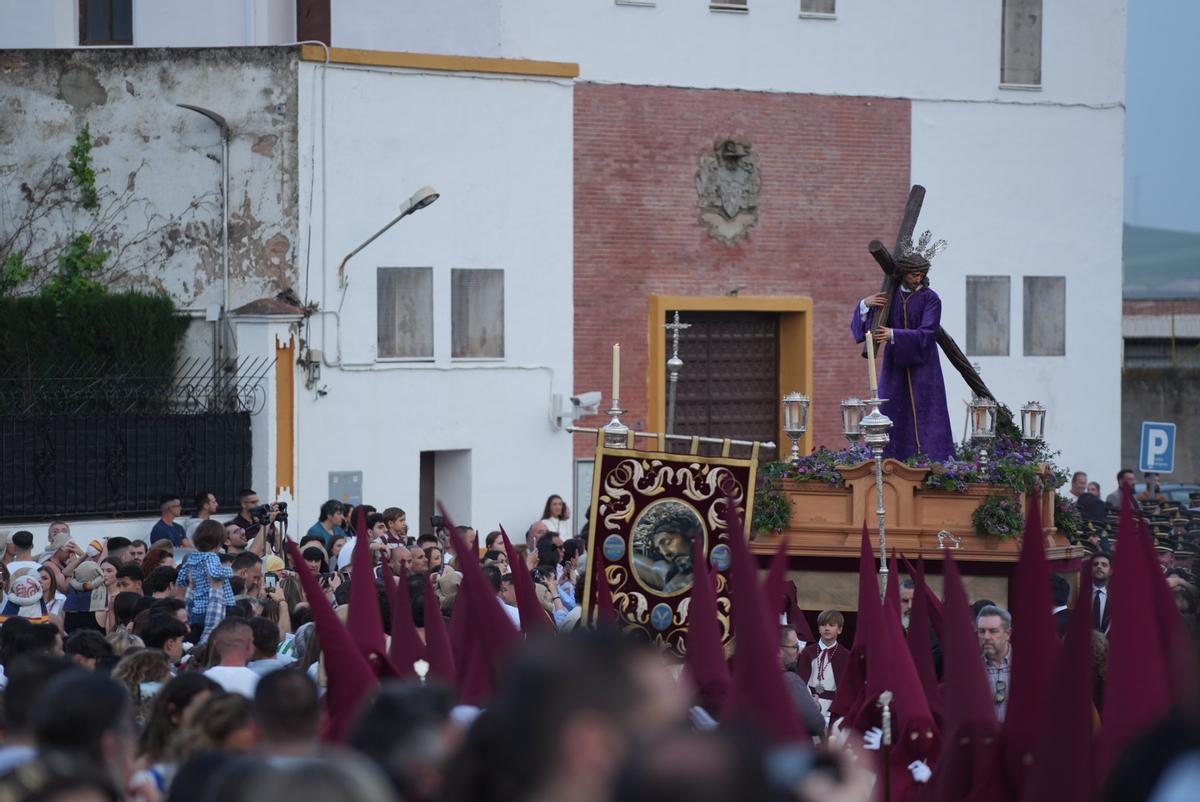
[265,574,278,590]
[570,391,602,415]
[250,501,288,526]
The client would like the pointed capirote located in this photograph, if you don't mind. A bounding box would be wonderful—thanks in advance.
[500,525,552,636]
[721,494,811,744]
[380,558,423,679]
[284,539,378,742]
[347,508,398,677]
[1018,567,1095,802]
[1002,492,1059,791]
[684,533,731,715]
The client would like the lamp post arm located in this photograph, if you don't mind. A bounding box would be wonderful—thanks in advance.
[336,207,414,287]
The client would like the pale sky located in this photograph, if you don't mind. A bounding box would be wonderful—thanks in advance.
[1124,0,1200,233]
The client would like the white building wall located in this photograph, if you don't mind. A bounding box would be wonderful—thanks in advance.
[911,100,1125,485]
[328,0,1124,106]
[0,0,295,48]
[294,60,574,534]
[333,0,502,58]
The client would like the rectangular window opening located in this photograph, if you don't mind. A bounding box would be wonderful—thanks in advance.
[1023,276,1065,356]
[80,0,133,46]
[377,267,434,359]
[1001,0,1042,86]
[966,276,1011,356]
[800,0,836,16]
[451,268,505,359]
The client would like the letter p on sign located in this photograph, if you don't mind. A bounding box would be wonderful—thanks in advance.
[1139,422,1176,474]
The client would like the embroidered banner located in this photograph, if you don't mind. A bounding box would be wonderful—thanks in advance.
[581,443,757,655]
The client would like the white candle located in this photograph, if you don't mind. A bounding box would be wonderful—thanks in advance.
[612,343,621,402]
[865,330,878,399]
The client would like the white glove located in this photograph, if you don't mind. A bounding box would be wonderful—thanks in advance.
[907,760,932,783]
[862,726,883,751]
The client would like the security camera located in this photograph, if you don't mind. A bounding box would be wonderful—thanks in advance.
[571,391,602,414]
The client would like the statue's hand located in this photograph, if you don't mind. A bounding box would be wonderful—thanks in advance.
[865,292,889,308]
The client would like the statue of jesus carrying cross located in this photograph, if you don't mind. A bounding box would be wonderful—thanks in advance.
[850,185,995,462]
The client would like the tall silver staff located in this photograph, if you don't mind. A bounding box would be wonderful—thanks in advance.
[664,311,691,435]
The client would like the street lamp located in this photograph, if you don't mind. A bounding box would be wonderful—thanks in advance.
[782,392,810,463]
[337,186,440,288]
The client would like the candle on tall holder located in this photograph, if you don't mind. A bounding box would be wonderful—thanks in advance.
[603,343,630,448]
[865,328,879,399]
[612,343,620,402]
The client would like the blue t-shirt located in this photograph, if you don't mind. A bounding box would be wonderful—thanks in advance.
[305,522,347,549]
[150,519,187,547]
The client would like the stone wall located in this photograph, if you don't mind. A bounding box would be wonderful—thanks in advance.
[1122,368,1200,483]
[0,47,300,311]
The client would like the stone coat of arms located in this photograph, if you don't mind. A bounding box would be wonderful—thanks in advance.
[696,139,761,245]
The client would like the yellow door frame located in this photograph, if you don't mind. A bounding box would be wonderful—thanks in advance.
[646,295,814,456]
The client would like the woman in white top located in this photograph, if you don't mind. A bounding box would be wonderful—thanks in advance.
[540,495,571,536]
[38,566,67,617]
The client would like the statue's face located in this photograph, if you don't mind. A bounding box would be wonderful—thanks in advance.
[902,269,929,290]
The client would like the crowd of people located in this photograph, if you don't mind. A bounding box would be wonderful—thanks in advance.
[0,484,1195,802]
[1062,468,1199,607]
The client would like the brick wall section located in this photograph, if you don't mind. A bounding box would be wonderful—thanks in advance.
[1124,299,1200,317]
[573,83,911,458]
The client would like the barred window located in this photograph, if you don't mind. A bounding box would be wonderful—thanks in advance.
[80,0,132,45]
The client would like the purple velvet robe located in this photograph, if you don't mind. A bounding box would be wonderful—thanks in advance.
[850,287,954,461]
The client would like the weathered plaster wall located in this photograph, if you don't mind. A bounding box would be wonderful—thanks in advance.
[0,47,300,311]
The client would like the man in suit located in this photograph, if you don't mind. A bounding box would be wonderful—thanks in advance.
[1091,553,1112,634]
[1051,574,1071,638]
[1106,469,1141,511]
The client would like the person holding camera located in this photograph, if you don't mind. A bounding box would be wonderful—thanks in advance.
[228,489,285,554]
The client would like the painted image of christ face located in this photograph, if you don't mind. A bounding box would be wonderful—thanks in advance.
[630,501,705,597]
[652,528,693,575]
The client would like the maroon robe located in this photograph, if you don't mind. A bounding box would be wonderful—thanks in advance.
[796,641,849,701]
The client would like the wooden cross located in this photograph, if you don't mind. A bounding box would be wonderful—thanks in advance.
[866,185,995,401]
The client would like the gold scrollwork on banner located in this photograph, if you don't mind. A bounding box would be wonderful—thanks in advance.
[583,442,759,657]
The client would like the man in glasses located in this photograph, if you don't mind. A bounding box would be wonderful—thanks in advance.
[977,605,1013,721]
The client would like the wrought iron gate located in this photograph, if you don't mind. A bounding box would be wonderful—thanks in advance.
[0,357,272,520]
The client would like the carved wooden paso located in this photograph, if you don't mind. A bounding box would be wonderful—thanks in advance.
[866,185,995,401]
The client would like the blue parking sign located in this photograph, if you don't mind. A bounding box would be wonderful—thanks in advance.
[1139,422,1176,474]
